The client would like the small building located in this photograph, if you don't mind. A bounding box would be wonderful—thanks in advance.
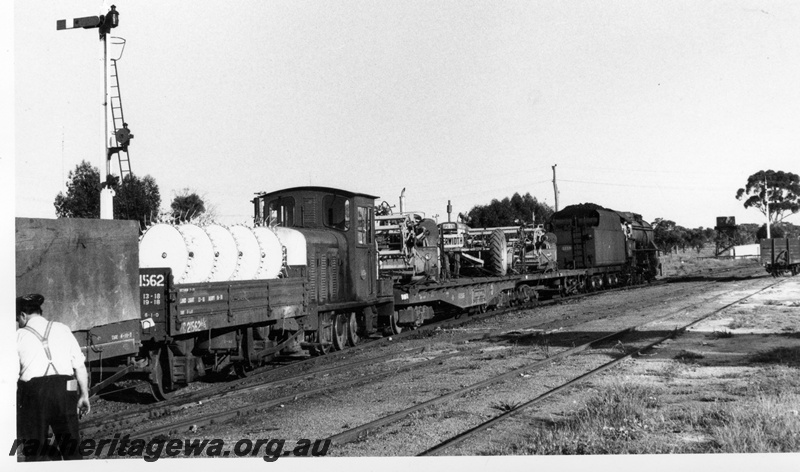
[720,244,760,259]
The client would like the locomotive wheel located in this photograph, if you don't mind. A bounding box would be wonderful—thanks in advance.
[488,229,508,276]
[587,276,597,291]
[390,310,403,335]
[346,312,361,347]
[148,348,176,402]
[517,285,532,303]
[332,314,348,351]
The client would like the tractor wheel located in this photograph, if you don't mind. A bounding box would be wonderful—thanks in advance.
[488,229,508,276]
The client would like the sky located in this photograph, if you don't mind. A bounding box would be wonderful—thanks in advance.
[11,0,800,230]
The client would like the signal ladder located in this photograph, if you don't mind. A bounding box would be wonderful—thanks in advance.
[108,58,132,181]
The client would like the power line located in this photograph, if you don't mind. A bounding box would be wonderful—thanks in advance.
[559,179,731,191]
[558,163,746,177]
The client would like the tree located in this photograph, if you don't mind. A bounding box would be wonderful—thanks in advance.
[756,224,785,240]
[783,222,800,239]
[652,218,684,253]
[53,161,161,227]
[170,188,209,223]
[466,192,554,227]
[685,228,708,253]
[736,170,800,224]
[735,224,759,245]
[115,173,161,226]
[54,160,102,218]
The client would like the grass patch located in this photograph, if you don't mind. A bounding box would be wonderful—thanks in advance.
[706,330,734,339]
[727,319,745,330]
[491,401,522,412]
[752,346,800,367]
[654,362,684,383]
[487,383,669,455]
[660,250,757,278]
[481,378,800,455]
[702,395,800,453]
[726,366,800,397]
[674,350,705,362]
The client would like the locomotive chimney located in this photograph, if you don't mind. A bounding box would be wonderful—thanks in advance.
[399,188,406,214]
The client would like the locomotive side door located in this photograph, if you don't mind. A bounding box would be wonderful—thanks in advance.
[354,201,376,299]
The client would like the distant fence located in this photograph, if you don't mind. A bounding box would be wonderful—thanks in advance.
[702,255,760,260]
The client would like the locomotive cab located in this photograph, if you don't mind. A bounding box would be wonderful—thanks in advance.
[253,187,383,304]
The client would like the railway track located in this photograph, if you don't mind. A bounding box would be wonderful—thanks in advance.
[418,277,788,455]
[318,271,780,451]
[110,348,474,441]
[82,346,445,437]
[81,265,760,444]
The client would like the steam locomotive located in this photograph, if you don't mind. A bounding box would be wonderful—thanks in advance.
[15,186,659,400]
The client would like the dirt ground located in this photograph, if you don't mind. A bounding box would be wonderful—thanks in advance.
[87,264,798,470]
[446,273,799,468]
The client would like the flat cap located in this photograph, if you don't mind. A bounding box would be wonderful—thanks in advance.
[16,294,45,314]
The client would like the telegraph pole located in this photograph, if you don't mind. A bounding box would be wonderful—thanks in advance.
[764,173,771,238]
[552,164,560,212]
[57,5,120,219]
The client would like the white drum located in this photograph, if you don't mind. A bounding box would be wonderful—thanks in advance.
[273,227,307,267]
[177,223,216,283]
[229,225,261,281]
[139,223,190,282]
[204,224,239,282]
[252,226,283,279]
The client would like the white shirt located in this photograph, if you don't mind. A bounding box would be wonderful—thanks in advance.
[17,316,86,382]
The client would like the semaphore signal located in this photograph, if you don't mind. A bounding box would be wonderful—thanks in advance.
[56,5,122,219]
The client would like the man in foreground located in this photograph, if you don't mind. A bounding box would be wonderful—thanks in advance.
[16,293,90,460]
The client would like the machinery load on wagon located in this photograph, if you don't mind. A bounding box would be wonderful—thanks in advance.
[374,201,558,282]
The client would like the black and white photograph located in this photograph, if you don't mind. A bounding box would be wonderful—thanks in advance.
[5,1,800,469]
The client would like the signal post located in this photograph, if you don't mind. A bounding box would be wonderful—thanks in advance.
[57,5,121,219]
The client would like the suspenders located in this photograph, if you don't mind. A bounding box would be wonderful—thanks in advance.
[23,321,61,377]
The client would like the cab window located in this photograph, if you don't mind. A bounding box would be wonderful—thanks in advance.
[323,195,350,231]
[357,206,372,245]
[267,197,295,227]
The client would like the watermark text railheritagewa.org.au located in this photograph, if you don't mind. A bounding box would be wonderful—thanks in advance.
[10,435,331,461]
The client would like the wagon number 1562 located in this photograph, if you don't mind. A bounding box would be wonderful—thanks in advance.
[140,274,165,287]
